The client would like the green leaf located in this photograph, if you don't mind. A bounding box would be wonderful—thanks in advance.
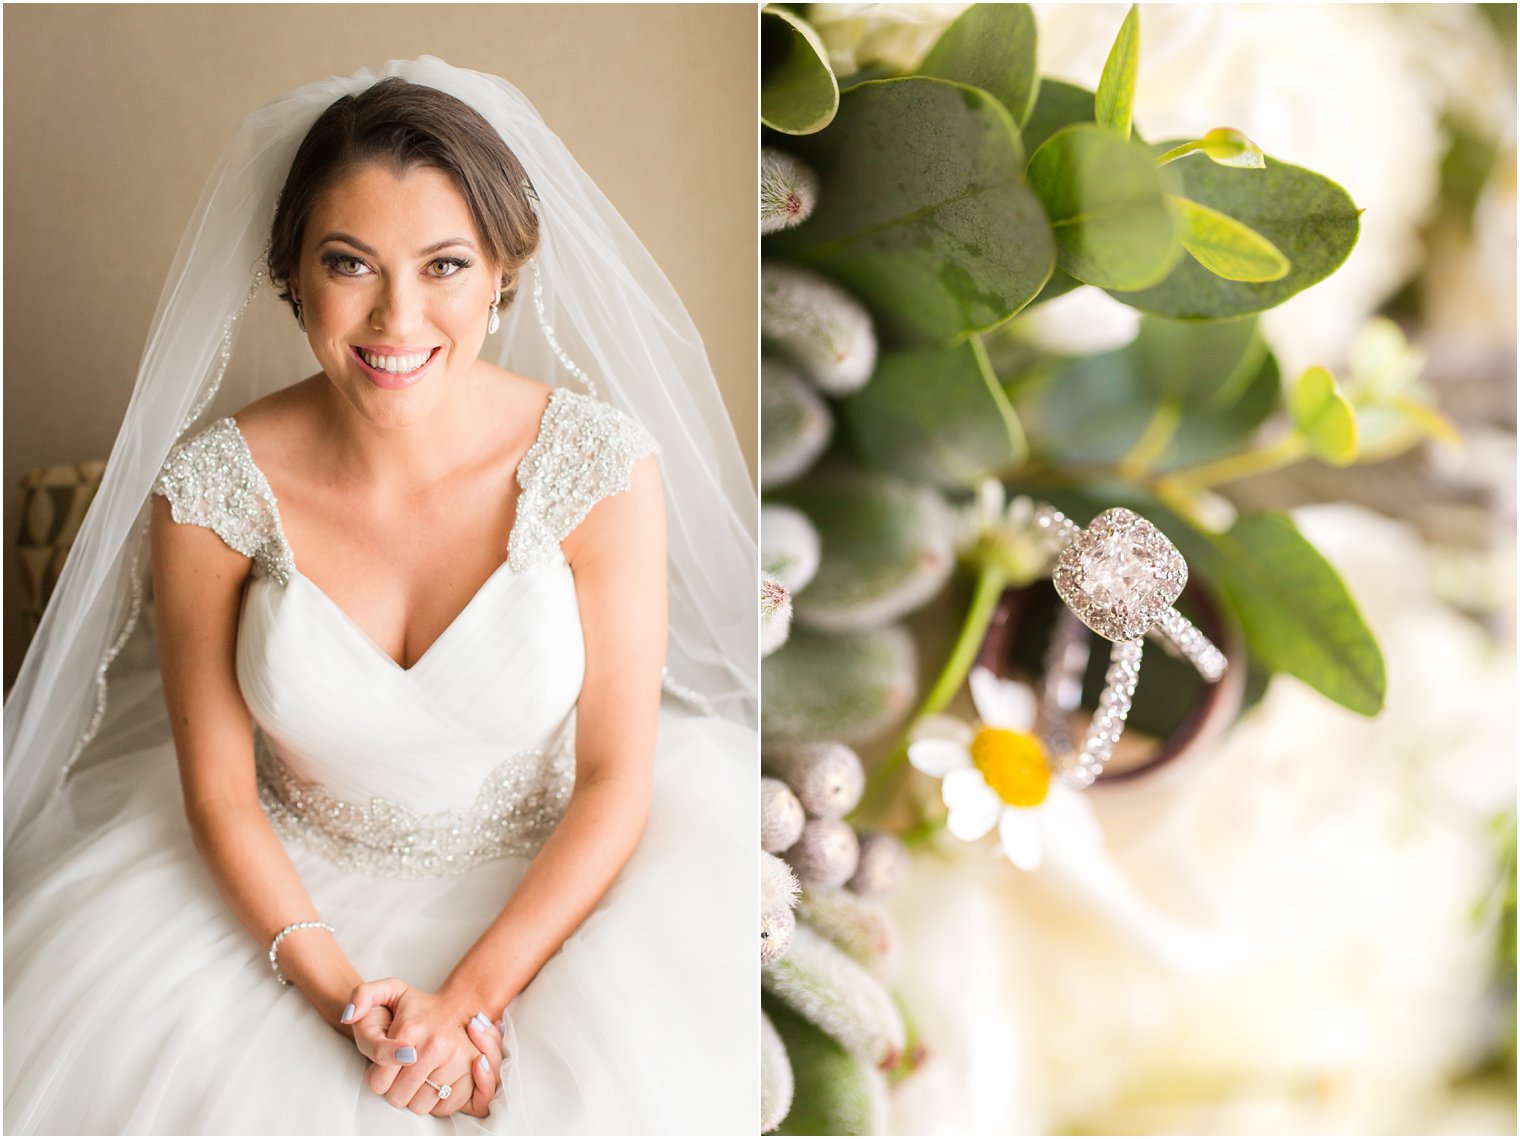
[775,469,954,631]
[1109,143,1360,318]
[1170,195,1290,283]
[1021,78,1095,156]
[762,625,918,743]
[1012,316,1275,469]
[1027,124,1182,290]
[1157,127,1266,169]
[1133,313,1263,401]
[839,338,1025,488]
[762,6,840,135]
[769,77,1055,345]
[1094,5,1140,139]
[1159,350,1280,468]
[1290,365,1358,465]
[920,4,1040,126]
[1196,512,1385,716]
[766,998,886,1135]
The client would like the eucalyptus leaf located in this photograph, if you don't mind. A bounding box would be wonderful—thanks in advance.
[1021,78,1096,156]
[839,339,1025,488]
[1012,347,1153,466]
[1013,318,1276,468]
[920,4,1040,126]
[1133,313,1262,401]
[1290,365,1358,465]
[1171,195,1290,283]
[1195,512,1385,716]
[766,999,887,1136]
[769,77,1055,345]
[1109,144,1360,318]
[776,469,954,631]
[1094,5,1140,139]
[762,625,918,745]
[1157,127,1266,169]
[1158,350,1280,468]
[762,6,840,135]
[1027,124,1183,290]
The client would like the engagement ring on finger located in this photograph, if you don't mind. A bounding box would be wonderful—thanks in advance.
[1032,505,1227,786]
[424,1078,453,1100]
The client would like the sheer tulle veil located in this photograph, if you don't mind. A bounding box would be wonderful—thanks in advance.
[3,56,758,845]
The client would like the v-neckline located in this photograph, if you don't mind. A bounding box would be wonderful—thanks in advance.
[235,390,563,674]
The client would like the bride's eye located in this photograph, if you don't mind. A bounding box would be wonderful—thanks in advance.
[427,257,470,278]
[321,252,371,277]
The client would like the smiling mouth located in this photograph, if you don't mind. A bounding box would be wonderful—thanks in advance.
[352,346,440,376]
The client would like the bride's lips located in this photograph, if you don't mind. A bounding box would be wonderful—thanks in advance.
[350,344,442,390]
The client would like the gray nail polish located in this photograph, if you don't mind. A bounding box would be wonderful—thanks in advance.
[471,1013,489,1031]
[341,1003,355,1023]
[396,1046,417,1064]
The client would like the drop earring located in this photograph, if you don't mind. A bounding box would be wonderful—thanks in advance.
[487,293,502,335]
[292,298,304,330]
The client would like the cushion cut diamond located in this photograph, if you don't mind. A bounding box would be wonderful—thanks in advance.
[1053,508,1187,641]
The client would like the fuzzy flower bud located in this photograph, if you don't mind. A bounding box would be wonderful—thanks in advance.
[761,900,797,965]
[761,503,822,595]
[765,741,865,820]
[847,831,910,898]
[761,776,807,854]
[785,818,861,888]
[761,574,793,658]
[761,263,877,395]
[761,148,819,234]
[761,358,834,488]
[761,850,802,966]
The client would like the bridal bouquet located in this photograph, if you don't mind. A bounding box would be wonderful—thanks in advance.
[756,4,1477,1133]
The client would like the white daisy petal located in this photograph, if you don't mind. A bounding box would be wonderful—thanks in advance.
[968,667,1037,731]
[1040,784,1106,859]
[908,714,975,748]
[943,771,1000,841]
[999,807,1044,871]
[908,738,971,778]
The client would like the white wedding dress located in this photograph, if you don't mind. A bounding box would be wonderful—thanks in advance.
[3,389,756,1135]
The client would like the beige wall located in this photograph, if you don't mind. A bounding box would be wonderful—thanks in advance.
[3,3,758,682]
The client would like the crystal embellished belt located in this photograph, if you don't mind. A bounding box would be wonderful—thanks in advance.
[255,734,575,879]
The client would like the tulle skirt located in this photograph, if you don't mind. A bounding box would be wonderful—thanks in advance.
[4,669,757,1134]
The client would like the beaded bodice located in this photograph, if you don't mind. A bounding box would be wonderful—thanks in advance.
[152,388,657,878]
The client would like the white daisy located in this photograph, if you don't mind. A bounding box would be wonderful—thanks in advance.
[955,480,1067,581]
[907,666,1102,871]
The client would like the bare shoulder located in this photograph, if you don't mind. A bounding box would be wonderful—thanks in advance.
[229,375,328,467]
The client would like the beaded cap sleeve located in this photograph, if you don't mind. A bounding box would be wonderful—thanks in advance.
[153,417,294,585]
[509,388,658,572]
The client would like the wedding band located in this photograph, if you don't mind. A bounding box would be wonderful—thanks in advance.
[1032,504,1227,786]
[424,1078,453,1100]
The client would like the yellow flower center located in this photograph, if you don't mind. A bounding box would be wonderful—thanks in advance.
[970,727,1050,808]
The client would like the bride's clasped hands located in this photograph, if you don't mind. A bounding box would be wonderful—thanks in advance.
[342,978,507,1118]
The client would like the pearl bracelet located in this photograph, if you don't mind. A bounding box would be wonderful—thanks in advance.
[268,920,335,986]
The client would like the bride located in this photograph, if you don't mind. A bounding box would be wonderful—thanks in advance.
[4,58,757,1134]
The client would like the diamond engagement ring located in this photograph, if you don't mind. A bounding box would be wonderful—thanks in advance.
[1032,505,1228,786]
[424,1078,453,1100]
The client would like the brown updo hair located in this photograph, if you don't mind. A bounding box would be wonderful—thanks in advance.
[267,77,539,319]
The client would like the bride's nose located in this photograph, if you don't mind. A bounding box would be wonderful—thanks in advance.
[369,277,425,336]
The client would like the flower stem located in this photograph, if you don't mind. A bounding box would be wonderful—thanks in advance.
[1162,432,1309,488]
[1118,398,1184,479]
[858,561,1008,818]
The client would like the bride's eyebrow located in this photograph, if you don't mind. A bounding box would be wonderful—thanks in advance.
[314,233,478,257]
